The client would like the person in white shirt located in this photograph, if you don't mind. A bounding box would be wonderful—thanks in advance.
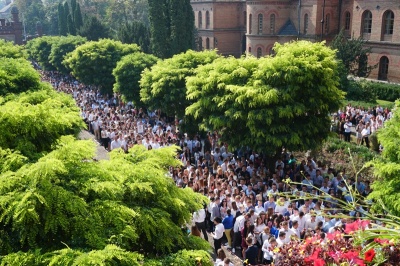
[290,220,301,239]
[361,122,371,148]
[343,119,352,142]
[110,135,122,150]
[276,231,288,247]
[193,208,208,241]
[211,217,224,253]
[262,237,277,264]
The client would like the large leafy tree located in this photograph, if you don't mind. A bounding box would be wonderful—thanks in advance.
[113,52,158,105]
[78,16,110,41]
[26,36,60,70]
[49,35,87,74]
[0,39,26,59]
[0,136,211,264]
[186,41,344,153]
[117,21,151,54]
[0,88,85,159]
[148,0,194,58]
[140,50,220,118]
[63,39,140,95]
[368,100,400,216]
[0,57,42,96]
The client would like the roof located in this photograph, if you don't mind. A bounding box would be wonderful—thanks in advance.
[278,20,298,36]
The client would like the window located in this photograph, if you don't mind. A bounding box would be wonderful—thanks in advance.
[248,47,251,53]
[257,47,262,58]
[304,14,309,34]
[383,10,394,35]
[249,14,252,34]
[270,14,275,34]
[258,14,263,34]
[198,11,202,29]
[378,56,389,80]
[362,10,372,34]
[244,11,247,29]
[206,38,210,49]
[345,12,351,30]
[206,11,210,29]
[325,14,330,33]
[198,37,203,50]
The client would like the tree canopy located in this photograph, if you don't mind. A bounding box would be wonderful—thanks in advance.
[63,39,140,95]
[49,35,87,74]
[0,136,211,264]
[26,36,61,70]
[368,100,400,216]
[140,50,220,118]
[0,39,26,59]
[186,41,344,153]
[113,52,158,105]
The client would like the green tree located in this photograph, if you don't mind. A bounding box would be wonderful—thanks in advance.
[74,3,83,30]
[78,16,110,41]
[186,41,344,153]
[49,35,87,74]
[368,100,400,216]
[58,2,68,35]
[0,39,26,59]
[26,36,60,70]
[140,50,220,118]
[113,52,158,105]
[63,39,140,95]
[14,0,46,35]
[0,137,211,264]
[148,0,194,58]
[117,21,151,54]
[0,57,42,96]
[67,13,76,35]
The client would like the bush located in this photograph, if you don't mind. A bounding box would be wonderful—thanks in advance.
[359,81,400,102]
[345,80,377,102]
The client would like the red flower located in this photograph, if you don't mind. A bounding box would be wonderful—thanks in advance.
[327,231,341,241]
[364,249,376,262]
[328,251,341,263]
[344,219,370,234]
[304,248,325,266]
[342,250,359,260]
[314,258,325,266]
[374,238,390,245]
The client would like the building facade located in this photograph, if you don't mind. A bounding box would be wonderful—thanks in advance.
[191,0,400,82]
[0,5,23,45]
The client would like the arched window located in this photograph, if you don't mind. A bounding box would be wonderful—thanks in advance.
[304,14,309,34]
[249,14,252,34]
[244,11,247,29]
[206,38,210,49]
[378,56,389,80]
[362,10,372,34]
[198,11,202,29]
[344,11,351,30]
[325,14,330,33]
[383,10,394,35]
[270,14,275,34]
[198,37,203,50]
[206,11,210,29]
[258,14,263,34]
[257,47,262,58]
[248,47,251,53]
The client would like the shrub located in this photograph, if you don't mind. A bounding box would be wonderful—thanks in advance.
[345,80,377,102]
[360,81,400,102]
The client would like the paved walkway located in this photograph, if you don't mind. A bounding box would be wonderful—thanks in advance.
[78,130,109,161]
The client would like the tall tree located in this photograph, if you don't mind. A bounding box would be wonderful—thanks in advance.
[74,3,83,30]
[186,41,345,153]
[78,16,110,41]
[63,39,140,95]
[67,13,76,35]
[117,22,151,53]
[58,2,68,35]
[148,0,194,58]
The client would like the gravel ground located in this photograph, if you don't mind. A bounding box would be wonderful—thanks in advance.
[77,130,109,161]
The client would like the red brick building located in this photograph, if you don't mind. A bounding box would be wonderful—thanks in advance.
[0,6,23,45]
[191,0,400,82]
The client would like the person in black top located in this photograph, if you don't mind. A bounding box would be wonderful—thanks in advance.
[244,236,258,265]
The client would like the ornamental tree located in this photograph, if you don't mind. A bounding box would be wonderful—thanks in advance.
[186,41,344,153]
[26,36,60,70]
[140,50,220,118]
[63,39,140,95]
[113,52,158,105]
[368,100,400,216]
[49,35,87,74]
[0,136,211,264]
[0,39,26,59]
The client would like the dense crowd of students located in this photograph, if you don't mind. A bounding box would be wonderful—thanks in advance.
[40,70,391,266]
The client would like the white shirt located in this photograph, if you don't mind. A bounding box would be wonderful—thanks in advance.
[193,209,206,223]
[214,223,224,239]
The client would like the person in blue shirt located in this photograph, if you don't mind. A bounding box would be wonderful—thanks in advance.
[222,209,234,248]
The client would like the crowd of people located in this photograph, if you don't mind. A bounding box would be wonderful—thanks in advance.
[40,70,389,266]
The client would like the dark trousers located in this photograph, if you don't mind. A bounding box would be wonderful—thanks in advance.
[344,132,351,142]
[233,231,242,249]
[214,237,222,253]
[195,221,208,241]
[361,136,370,148]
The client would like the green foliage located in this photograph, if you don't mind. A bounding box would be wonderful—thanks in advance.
[0,39,26,59]
[148,0,194,58]
[357,81,400,102]
[324,137,376,161]
[0,137,210,262]
[63,39,140,95]
[0,148,27,173]
[186,41,344,153]
[344,100,395,110]
[345,80,377,103]
[140,50,220,117]
[117,22,151,54]
[0,57,42,96]
[78,16,110,41]
[368,100,400,216]
[49,35,87,74]
[26,36,60,70]
[162,249,213,266]
[113,52,158,105]
[58,2,68,36]
[0,88,85,159]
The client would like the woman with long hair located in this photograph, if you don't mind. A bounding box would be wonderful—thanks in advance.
[241,220,251,258]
